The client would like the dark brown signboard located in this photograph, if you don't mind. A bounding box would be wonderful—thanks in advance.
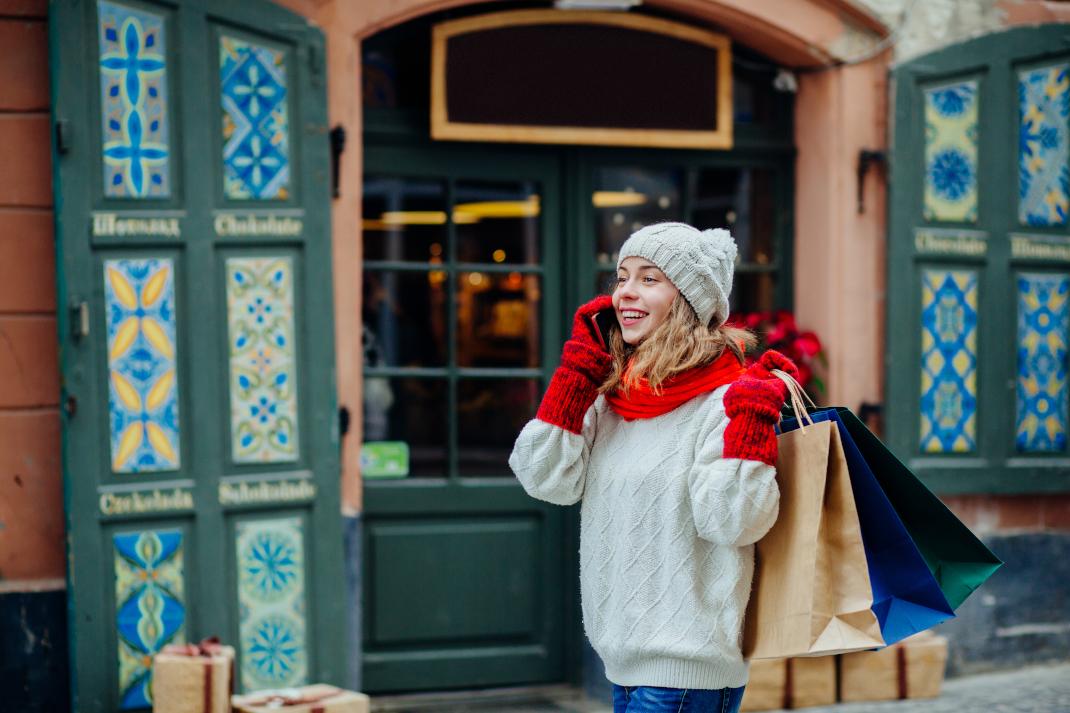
[432,10,733,149]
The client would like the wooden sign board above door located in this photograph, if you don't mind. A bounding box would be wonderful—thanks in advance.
[431,10,733,149]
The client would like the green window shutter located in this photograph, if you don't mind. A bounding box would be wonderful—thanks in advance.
[887,25,1070,494]
[51,1,344,709]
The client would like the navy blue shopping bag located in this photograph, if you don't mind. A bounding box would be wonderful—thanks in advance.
[780,408,955,645]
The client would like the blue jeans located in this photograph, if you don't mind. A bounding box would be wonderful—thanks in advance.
[612,684,745,713]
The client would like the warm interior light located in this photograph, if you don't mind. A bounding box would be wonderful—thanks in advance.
[492,249,507,263]
[452,211,480,224]
[380,211,447,225]
[453,196,540,221]
[592,191,648,208]
[371,197,540,227]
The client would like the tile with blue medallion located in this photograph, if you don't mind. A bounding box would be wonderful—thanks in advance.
[924,81,979,223]
[1019,64,1070,226]
[920,269,979,453]
[236,517,307,691]
[226,257,299,463]
[115,529,185,709]
[98,1,170,198]
[1017,273,1069,452]
[221,36,290,200]
[105,258,181,472]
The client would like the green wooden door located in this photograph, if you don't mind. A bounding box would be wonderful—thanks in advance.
[361,143,570,693]
[887,25,1070,494]
[50,1,344,709]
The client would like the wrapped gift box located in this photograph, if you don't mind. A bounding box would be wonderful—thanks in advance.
[838,631,949,702]
[740,658,786,711]
[787,655,837,708]
[232,684,369,713]
[741,655,836,711]
[152,639,235,713]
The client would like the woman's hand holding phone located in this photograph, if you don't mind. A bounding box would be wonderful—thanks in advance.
[590,307,618,351]
[535,295,616,433]
[570,295,615,353]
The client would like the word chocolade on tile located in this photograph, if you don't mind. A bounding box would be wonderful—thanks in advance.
[914,228,988,257]
[1011,233,1070,262]
[92,211,183,238]
[214,211,303,237]
[218,477,316,506]
[99,484,195,516]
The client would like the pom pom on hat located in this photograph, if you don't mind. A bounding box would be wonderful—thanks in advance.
[616,222,737,327]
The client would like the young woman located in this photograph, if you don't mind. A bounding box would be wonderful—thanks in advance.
[509,222,797,713]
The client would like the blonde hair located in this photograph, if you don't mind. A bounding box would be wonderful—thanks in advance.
[599,295,756,396]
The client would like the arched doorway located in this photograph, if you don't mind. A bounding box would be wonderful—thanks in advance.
[358,5,795,694]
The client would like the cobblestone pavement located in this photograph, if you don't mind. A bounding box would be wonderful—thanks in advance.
[372,664,1070,712]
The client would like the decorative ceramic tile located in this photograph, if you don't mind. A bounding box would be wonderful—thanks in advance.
[920,269,979,453]
[236,518,307,690]
[924,81,979,222]
[115,529,185,709]
[98,1,170,198]
[1019,65,1070,226]
[105,258,181,472]
[1017,273,1069,452]
[226,257,299,463]
[221,36,290,200]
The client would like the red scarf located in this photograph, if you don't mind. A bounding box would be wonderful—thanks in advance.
[605,351,745,420]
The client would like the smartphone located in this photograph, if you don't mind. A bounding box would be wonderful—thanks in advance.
[590,307,618,350]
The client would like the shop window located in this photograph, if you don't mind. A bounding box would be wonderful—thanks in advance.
[591,165,783,314]
[362,174,543,478]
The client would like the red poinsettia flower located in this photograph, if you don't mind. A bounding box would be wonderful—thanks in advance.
[733,309,826,399]
[794,331,822,358]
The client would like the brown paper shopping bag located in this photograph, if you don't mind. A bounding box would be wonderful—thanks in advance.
[743,375,884,659]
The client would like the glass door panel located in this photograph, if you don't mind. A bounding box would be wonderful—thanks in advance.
[363,170,549,481]
[457,378,540,477]
[587,162,788,317]
[690,167,776,265]
[455,180,541,264]
[362,176,448,262]
[592,166,684,266]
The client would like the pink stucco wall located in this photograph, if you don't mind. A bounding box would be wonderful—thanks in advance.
[0,0,65,590]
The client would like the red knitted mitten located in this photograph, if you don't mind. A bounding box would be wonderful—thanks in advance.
[722,351,797,465]
[746,349,800,382]
[536,296,615,434]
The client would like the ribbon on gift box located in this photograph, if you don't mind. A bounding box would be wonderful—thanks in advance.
[897,646,909,699]
[160,636,234,713]
[162,635,228,658]
[783,658,794,710]
[238,685,346,712]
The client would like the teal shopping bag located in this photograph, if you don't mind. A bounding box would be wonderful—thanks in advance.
[832,408,1002,609]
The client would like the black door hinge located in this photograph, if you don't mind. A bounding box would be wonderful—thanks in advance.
[329,125,346,199]
[857,149,886,214]
[55,119,72,154]
[339,405,350,437]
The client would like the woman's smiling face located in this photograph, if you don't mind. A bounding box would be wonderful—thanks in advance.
[612,257,680,345]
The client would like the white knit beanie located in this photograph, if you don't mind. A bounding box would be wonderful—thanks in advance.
[616,222,737,328]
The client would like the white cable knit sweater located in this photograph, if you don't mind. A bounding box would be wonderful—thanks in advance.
[508,385,780,690]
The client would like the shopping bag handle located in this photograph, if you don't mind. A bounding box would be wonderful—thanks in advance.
[771,369,815,428]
